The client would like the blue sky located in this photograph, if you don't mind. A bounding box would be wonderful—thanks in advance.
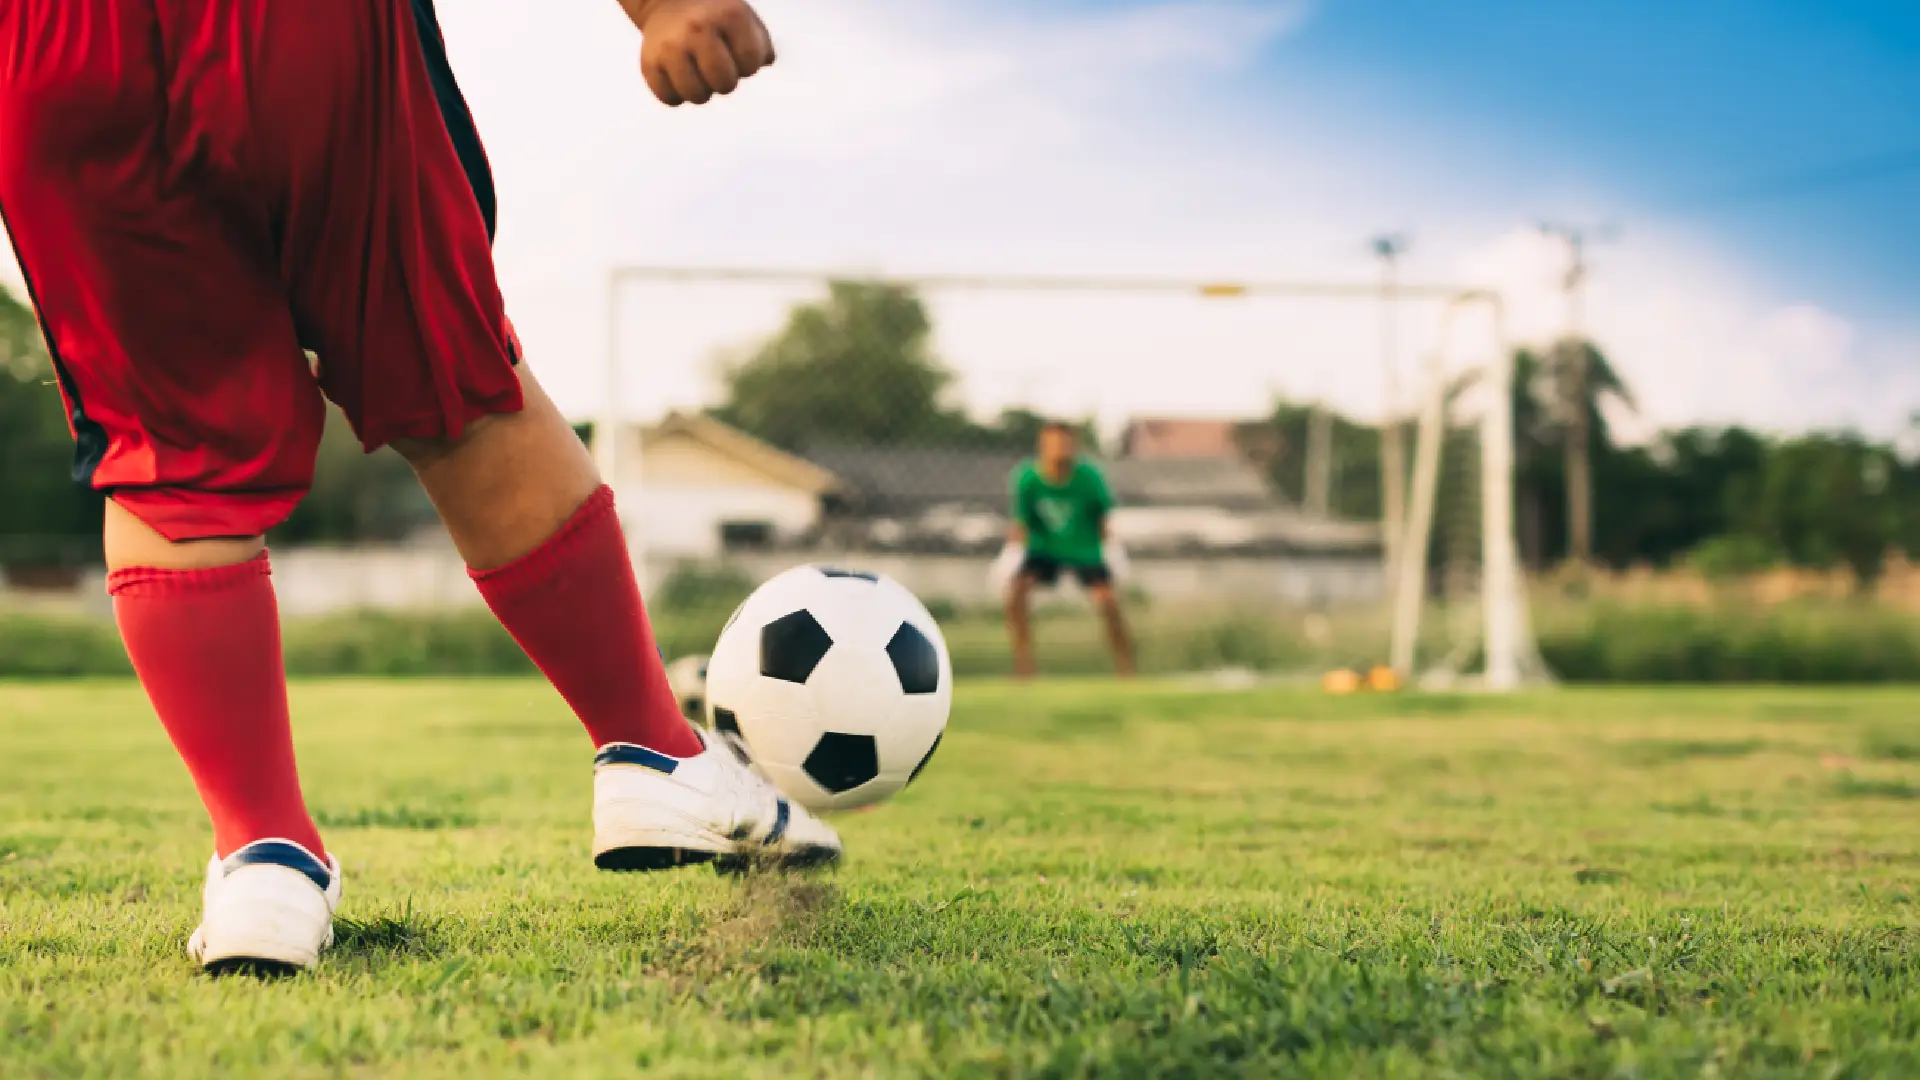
[1255,0,1920,321]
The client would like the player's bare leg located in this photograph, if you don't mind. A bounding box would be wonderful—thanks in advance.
[104,504,263,572]
[391,368,598,572]
[1088,584,1137,678]
[392,366,839,871]
[389,365,702,758]
[1005,574,1039,679]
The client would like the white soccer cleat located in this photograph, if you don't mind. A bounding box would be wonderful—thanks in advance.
[186,839,342,975]
[592,732,843,873]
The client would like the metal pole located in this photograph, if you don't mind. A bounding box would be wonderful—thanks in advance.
[1387,288,1528,687]
[1304,402,1334,515]
[1565,235,1591,566]
[1475,292,1523,691]
[1389,344,1446,680]
[1373,236,1409,600]
[601,271,647,586]
[1541,225,1598,566]
[599,271,622,486]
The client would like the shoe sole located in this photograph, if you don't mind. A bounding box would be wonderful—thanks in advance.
[594,843,841,874]
[593,845,718,872]
[202,956,305,979]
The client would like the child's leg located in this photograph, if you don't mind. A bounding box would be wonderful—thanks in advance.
[391,369,700,758]
[1005,573,1039,679]
[104,504,325,859]
[1087,582,1137,678]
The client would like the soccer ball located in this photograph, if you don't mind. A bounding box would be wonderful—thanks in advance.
[664,654,709,721]
[704,566,951,812]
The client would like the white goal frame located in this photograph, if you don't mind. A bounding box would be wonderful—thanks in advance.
[1387,290,1549,691]
[601,264,1539,691]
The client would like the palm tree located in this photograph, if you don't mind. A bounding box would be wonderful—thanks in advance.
[1547,338,1635,566]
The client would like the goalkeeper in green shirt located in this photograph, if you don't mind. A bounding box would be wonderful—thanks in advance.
[999,423,1137,678]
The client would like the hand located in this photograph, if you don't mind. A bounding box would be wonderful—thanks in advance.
[990,543,1025,593]
[622,0,776,107]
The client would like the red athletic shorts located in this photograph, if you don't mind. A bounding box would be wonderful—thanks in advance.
[0,0,524,540]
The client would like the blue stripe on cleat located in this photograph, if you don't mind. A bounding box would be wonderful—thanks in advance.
[764,798,790,847]
[594,743,681,775]
[224,841,331,893]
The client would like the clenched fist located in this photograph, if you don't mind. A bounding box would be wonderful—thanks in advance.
[620,0,776,107]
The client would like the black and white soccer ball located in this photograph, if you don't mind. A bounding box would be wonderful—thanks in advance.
[705,565,951,812]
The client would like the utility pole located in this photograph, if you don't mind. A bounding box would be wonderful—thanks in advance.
[1373,235,1409,589]
[1304,401,1334,516]
[1539,223,1606,567]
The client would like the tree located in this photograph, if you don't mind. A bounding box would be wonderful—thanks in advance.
[1737,433,1901,582]
[273,409,435,546]
[0,285,103,567]
[1551,338,1635,565]
[1252,400,1382,520]
[713,282,970,451]
[710,281,1093,454]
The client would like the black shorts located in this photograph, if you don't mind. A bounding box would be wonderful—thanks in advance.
[1020,554,1112,588]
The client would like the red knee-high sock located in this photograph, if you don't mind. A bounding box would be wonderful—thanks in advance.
[108,555,325,860]
[471,486,701,757]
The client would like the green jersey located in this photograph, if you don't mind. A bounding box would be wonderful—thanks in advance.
[1011,459,1114,566]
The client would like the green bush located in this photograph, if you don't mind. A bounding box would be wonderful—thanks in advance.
[4,600,1916,683]
[652,563,756,613]
[0,613,130,677]
[1537,602,1920,683]
[1685,535,1781,580]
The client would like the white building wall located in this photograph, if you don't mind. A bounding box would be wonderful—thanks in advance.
[622,483,821,559]
[244,548,1385,616]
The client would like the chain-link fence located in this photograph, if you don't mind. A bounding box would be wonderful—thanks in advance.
[595,267,1473,677]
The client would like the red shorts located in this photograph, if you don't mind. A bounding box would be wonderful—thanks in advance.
[0,0,524,540]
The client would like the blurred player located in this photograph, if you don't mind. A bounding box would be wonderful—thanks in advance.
[0,0,837,974]
[1001,423,1137,679]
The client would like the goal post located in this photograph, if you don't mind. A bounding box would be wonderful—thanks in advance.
[1388,290,1550,691]
[599,263,1535,685]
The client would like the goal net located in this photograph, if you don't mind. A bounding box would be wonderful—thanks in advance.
[599,266,1542,686]
[1388,294,1552,690]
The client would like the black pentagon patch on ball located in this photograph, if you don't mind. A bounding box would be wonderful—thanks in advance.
[886,622,941,695]
[760,610,833,684]
[803,732,880,793]
[712,706,741,738]
[907,731,943,786]
[817,567,879,582]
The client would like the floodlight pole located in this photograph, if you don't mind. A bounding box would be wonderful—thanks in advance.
[1372,235,1410,599]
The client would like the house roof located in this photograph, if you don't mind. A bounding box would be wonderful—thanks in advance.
[1105,457,1279,510]
[644,413,848,496]
[1119,418,1245,461]
[805,446,1024,515]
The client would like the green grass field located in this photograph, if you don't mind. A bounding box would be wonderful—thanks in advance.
[3,680,1918,1078]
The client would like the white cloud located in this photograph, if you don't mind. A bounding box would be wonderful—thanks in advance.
[1,0,1912,442]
